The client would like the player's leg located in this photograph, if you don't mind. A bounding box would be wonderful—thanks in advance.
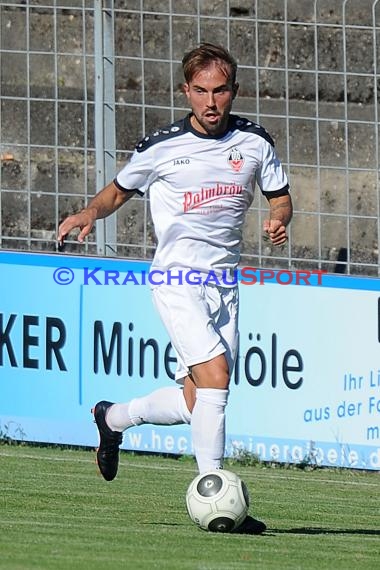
[189,284,239,473]
[93,282,236,480]
[186,354,230,473]
[106,385,192,431]
[93,284,196,481]
[93,385,192,481]
[183,374,196,411]
[160,281,238,474]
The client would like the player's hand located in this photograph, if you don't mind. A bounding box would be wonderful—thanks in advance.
[263,218,288,246]
[57,209,96,248]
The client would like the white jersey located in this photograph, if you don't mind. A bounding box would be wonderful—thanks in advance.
[115,114,289,275]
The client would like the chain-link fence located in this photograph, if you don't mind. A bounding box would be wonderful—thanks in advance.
[1,0,379,275]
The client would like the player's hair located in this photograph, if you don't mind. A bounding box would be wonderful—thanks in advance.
[182,43,238,85]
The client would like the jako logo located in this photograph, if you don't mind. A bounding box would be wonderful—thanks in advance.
[173,158,190,166]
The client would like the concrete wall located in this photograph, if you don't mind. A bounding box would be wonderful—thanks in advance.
[1,1,379,273]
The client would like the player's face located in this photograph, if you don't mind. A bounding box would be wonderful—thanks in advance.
[183,63,238,137]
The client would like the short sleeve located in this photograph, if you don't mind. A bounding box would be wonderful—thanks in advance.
[256,140,289,194]
[115,146,157,194]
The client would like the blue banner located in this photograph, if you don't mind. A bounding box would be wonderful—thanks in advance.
[1,251,379,469]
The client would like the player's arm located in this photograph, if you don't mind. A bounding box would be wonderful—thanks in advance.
[57,181,136,246]
[263,191,293,246]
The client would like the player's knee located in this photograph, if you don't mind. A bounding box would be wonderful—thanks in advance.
[209,371,230,390]
[190,354,230,389]
[194,369,230,390]
[208,355,230,389]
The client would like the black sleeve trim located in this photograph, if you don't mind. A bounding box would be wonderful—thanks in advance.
[113,177,144,196]
[262,185,290,199]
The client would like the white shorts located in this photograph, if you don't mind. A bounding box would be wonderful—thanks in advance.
[151,281,239,383]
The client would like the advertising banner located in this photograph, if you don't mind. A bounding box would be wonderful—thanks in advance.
[1,251,379,469]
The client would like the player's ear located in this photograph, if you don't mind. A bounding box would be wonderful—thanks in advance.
[232,82,239,99]
[182,83,190,99]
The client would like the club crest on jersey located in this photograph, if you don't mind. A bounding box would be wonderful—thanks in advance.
[228,147,245,172]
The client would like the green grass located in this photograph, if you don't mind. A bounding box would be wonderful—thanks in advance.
[0,445,379,570]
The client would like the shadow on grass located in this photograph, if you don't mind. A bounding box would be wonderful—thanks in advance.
[143,523,380,537]
[269,527,380,536]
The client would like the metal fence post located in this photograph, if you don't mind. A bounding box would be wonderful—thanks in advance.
[94,0,116,256]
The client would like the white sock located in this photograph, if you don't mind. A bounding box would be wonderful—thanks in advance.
[105,386,191,432]
[191,388,229,474]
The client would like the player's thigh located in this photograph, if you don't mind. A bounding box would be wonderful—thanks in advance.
[151,283,226,367]
[183,376,196,411]
[204,284,239,375]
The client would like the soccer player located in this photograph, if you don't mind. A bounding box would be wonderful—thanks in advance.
[58,43,292,529]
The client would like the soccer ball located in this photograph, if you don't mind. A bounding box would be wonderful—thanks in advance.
[185,469,249,533]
